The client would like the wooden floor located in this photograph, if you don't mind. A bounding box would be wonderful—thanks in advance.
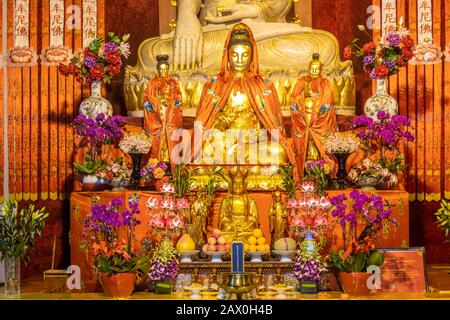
[1,266,450,300]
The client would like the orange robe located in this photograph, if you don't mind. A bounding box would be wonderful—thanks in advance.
[143,76,183,164]
[290,76,337,180]
[194,23,296,168]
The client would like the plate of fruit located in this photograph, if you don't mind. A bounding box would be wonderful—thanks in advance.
[202,229,231,262]
[243,228,270,262]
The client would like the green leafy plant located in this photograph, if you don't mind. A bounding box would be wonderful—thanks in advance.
[204,165,227,197]
[172,164,197,198]
[330,250,384,273]
[0,200,49,261]
[435,199,450,240]
[74,154,105,175]
[277,164,297,199]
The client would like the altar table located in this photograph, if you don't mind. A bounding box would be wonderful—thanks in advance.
[70,190,409,291]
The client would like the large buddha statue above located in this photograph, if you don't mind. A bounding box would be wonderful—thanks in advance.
[124,0,355,116]
[194,23,295,168]
[218,166,259,242]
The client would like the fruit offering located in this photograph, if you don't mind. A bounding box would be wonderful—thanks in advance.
[176,234,196,252]
[243,228,270,252]
[274,238,296,251]
[202,229,231,252]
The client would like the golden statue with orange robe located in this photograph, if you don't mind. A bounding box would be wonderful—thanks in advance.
[290,53,337,179]
[193,23,296,168]
[143,55,183,164]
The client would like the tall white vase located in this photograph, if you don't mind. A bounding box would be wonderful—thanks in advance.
[364,78,398,120]
[79,81,113,118]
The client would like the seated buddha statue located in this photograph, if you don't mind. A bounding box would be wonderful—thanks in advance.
[218,167,258,242]
[143,55,183,165]
[124,0,355,115]
[193,23,296,168]
[290,53,337,179]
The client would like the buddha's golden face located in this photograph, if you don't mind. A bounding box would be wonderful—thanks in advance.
[228,44,252,75]
[232,178,244,195]
[309,61,322,78]
[157,63,170,77]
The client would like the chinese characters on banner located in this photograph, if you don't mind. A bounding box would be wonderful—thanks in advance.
[83,0,97,48]
[8,0,37,66]
[381,0,397,39]
[417,0,432,42]
[50,0,64,46]
[42,0,71,65]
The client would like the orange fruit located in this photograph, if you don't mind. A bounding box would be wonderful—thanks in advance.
[257,244,266,252]
[256,237,266,245]
[253,228,263,238]
[248,236,257,245]
[248,244,257,252]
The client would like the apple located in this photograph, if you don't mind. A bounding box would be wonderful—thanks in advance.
[212,229,222,239]
[224,244,231,251]
[217,236,226,245]
[207,244,217,252]
[207,237,217,245]
[202,244,209,252]
[216,244,225,252]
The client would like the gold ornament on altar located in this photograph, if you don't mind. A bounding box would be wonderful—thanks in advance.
[218,167,259,242]
[188,191,209,249]
[124,0,355,116]
[269,191,288,248]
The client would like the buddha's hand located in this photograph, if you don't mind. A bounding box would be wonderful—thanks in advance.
[204,4,260,24]
[173,6,203,70]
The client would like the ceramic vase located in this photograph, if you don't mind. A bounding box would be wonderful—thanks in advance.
[339,272,371,296]
[334,153,350,190]
[364,78,398,120]
[129,153,144,190]
[99,272,137,298]
[79,81,113,118]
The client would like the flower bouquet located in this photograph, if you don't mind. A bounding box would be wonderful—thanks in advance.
[96,157,132,190]
[119,131,153,189]
[324,133,360,189]
[140,159,169,190]
[82,194,149,297]
[348,158,388,190]
[59,32,130,85]
[149,238,180,294]
[329,190,397,296]
[294,249,327,294]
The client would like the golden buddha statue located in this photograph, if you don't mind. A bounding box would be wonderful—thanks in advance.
[124,0,355,115]
[189,191,209,248]
[290,53,337,180]
[143,55,183,164]
[194,23,296,168]
[269,191,288,248]
[219,167,258,242]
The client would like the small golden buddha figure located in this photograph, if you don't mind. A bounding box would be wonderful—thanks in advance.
[269,191,288,248]
[290,53,337,179]
[143,55,183,164]
[189,191,209,248]
[194,23,296,167]
[218,167,259,242]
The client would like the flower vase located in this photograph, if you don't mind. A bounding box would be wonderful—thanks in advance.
[99,272,137,298]
[364,78,398,120]
[129,153,144,190]
[357,176,380,190]
[4,257,20,296]
[79,81,113,118]
[334,153,350,190]
[339,272,371,296]
[155,279,173,294]
[300,280,318,294]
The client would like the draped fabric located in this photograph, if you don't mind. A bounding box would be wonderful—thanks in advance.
[373,0,449,202]
[1,0,105,202]
[143,76,183,163]
[194,23,296,167]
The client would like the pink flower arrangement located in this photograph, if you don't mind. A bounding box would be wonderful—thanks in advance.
[324,133,360,155]
[161,183,175,194]
[119,131,152,154]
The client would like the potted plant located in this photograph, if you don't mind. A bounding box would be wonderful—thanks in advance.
[352,111,414,190]
[82,194,149,297]
[0,200,49,296]
[96,157,132,190]
[119,131,153,190]
[73,113,126,188]
[59,32,130,118]
[304,160,332,195]
[435,199,450,240]
[329,190,397,296]
[148,238,179,294]
[278,163,297,200]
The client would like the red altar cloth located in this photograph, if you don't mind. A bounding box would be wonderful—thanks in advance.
[70,190,409,291]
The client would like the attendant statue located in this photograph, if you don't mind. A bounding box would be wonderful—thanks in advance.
[189,191,209,249]
[290,53,337,179]
[143,55,183,165]
[269,191,288,248]
[194,23,296,167]
[218,167,258,242]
